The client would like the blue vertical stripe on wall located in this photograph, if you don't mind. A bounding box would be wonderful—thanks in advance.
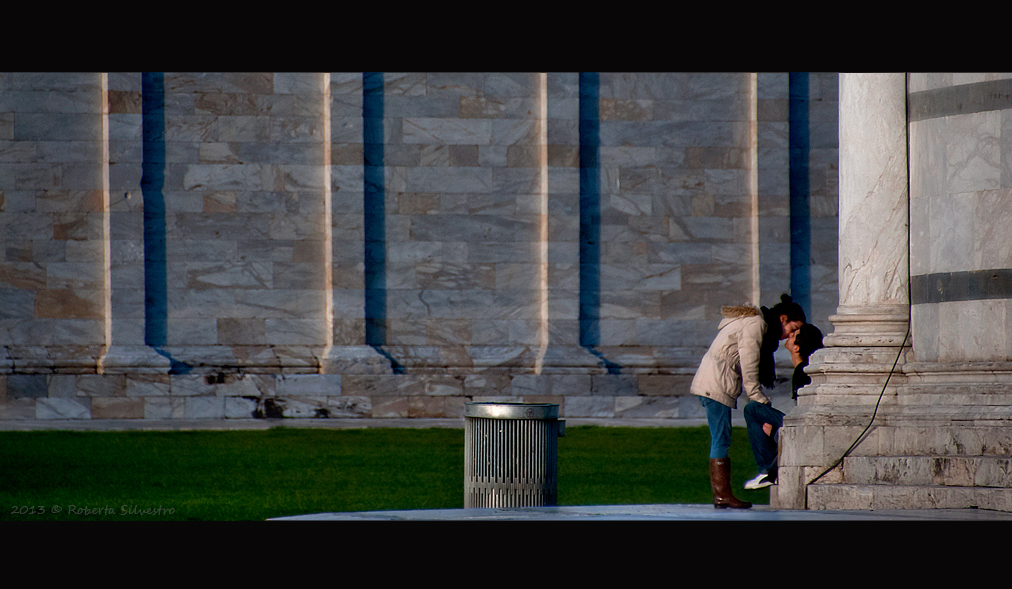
[579,73,600,348]
[579,72,620,374]
[362,72,403,373]
[789,72,812,317]
[141,73,166,348]
[141,72,190,373]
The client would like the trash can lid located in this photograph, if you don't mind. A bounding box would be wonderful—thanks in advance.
[464,402,559,420]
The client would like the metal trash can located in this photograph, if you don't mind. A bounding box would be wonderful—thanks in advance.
[464,402,565,508]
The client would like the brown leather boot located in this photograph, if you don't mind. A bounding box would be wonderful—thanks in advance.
[710,458,752,509]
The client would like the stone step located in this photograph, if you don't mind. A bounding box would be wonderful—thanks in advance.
[807,483,1012,512]
[844,455,1012,488]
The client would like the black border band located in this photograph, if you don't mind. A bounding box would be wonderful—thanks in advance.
[908,78,1012,122]
[911,269,1012,304]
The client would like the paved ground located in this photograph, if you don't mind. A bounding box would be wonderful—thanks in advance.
[271,503,1012,521]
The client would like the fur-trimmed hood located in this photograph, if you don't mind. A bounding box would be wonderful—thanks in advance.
[718,305,761,329]
[720,305,761,319]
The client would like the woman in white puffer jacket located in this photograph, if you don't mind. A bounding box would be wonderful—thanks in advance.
[690,294,805,509]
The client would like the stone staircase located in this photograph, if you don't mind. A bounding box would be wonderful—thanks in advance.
[805,443,1012,512]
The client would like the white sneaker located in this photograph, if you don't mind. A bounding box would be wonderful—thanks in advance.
[744,472,776,490]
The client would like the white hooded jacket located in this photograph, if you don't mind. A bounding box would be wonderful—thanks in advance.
[689,305,772,409]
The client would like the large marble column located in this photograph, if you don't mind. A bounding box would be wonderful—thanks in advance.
[830,73,910,355]
[774,73,910,508]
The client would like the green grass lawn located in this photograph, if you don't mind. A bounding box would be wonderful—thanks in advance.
[0,425,769,521]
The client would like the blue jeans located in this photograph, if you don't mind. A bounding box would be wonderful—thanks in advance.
[700,397,732,459]
[743,401,785,474]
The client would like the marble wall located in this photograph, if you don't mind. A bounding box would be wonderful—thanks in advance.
[0,72,839,421]
[908,73,1012,363]
[805,73,840,328]
[0,73,107,355]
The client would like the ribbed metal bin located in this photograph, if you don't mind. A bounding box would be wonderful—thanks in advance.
[464,402,565,508]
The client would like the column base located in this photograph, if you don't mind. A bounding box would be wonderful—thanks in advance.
[775,358,1012,512]
[775,306,911,509]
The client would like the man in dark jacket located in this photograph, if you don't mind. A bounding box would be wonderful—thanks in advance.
[788,323,824,400]
[743,323,824,490]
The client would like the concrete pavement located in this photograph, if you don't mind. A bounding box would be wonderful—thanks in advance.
[271,503,1012,521]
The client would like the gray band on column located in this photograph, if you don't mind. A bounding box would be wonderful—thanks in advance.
[908,79,1012,121]
[910,269,1012,304]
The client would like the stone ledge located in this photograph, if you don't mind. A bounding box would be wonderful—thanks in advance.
[0,417,723,431]
[807,483,1012,512]
[904,361,1012,375]
[785,404,1012,428]
[843,455,1012,487]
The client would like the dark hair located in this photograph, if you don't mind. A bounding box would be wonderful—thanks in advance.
[795,323,824,360]
[769,293,806,324]
[758,294,806,389]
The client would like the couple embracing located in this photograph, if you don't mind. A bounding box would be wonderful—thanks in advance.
[690,294,823,509]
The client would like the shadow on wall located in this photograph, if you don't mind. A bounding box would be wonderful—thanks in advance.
[363,72,404,374]
[579,72,621,375]
[141,72,191,375]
